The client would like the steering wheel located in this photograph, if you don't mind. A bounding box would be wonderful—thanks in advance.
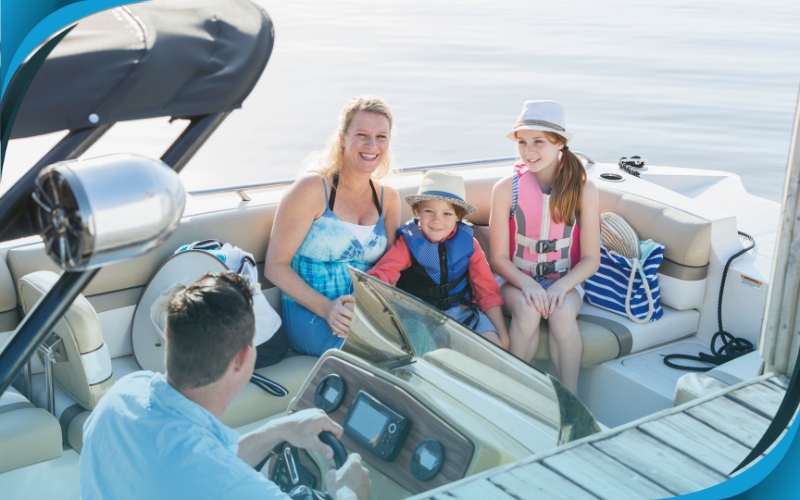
[318,431,347,469]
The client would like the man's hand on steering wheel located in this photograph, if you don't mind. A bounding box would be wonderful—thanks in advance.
[279,410,371,500]
[281,409,344,461]
[326,454,371,500]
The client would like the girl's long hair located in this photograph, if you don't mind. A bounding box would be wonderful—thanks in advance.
[308,96,395,180]
[545,131,586,226]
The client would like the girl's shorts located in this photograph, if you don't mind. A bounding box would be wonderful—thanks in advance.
[494,274,585,301]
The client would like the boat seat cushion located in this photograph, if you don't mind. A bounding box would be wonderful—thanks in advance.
[18,271,115,411]
[63,354,319,452]
[61,356,142,453]
[0,387,62,473]
[0,251,18,333]
[533,303,700,367]
[221,354,319,428]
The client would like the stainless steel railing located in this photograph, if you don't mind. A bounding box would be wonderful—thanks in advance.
[187,153,596,198]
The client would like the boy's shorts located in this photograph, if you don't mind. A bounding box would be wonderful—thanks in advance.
[494,274,585,302]
[443,304,496,335]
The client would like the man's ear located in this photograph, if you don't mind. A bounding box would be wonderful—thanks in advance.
[232,344,251,372]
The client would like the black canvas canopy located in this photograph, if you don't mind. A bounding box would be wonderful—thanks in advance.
[9,0,274,139]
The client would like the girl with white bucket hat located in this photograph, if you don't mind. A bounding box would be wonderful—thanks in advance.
[488,100,601,394]
[368,171,510,349]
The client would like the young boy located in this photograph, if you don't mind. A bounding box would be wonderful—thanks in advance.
[367,171,510,349]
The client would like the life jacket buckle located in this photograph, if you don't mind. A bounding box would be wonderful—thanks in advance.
[533,239,557,254]
[534,261,557,276]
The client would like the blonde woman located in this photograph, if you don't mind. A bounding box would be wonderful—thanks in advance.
[265,97,401,356]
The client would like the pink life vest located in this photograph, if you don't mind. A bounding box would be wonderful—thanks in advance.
[508,163,581,280]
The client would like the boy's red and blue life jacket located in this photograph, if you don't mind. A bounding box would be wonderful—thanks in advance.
[395,219,474,310]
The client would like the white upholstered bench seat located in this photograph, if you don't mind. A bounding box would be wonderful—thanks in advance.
[532,303,701,368]
[0,387,62,473]
[61,353,319,452]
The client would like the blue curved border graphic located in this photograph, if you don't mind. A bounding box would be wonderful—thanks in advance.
[1,1,142,98]
[1,0,799,497]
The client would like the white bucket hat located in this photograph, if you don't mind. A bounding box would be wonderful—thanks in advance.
[404,170,477,216]
[506,100,573,144]
[133,251,228,372]
[132,249,279,373]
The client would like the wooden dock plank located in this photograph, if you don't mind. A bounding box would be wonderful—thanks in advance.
[727,382,784,419]
[442,478,519,500]
[593,429,725,495]
[639,413,750,474]
[544,444,671,499]
[767,375,789,390]
[686,396,772,448]
[490,462,599,500]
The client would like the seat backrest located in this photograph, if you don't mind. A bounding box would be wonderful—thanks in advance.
[0,249,19,342]
[18,271,114,410]
[597,187,711,311]
[597,187,711,268]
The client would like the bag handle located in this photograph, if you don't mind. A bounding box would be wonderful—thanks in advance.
[624,259,655,324]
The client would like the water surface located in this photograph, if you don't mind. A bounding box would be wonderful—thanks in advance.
[3,0,800,201]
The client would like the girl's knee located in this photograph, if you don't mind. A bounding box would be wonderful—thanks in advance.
[509,300,541,323]
[510,323,540,340]
[549,304,577,326]
[548,311,580,341]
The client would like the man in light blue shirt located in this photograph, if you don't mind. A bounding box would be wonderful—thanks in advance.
[80,272,370,500]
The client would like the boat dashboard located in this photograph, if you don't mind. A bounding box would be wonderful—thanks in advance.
[293,355,473,494]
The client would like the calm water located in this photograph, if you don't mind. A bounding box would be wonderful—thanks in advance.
[3,0,800,201]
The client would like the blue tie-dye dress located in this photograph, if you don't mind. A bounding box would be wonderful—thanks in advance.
[283,178,388,356]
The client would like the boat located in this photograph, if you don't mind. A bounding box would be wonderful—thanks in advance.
[0,1,796,498]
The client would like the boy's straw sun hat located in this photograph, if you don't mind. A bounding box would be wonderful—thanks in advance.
[506,100,573,144]
[405,170,477,216]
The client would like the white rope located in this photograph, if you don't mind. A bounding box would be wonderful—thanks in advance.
[600,210,656,323]
[625,259,655,324]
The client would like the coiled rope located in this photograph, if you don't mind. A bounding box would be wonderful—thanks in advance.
[663,232,756,371]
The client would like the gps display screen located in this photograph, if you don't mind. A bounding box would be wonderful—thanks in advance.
[347,399,388,444]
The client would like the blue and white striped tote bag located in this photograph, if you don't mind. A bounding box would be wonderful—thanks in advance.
[585,239,665,323]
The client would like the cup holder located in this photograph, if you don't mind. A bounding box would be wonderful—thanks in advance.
[599,173,625,182]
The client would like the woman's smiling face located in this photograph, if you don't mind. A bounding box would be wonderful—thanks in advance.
[516,129,563,173]
[340,110,390,175]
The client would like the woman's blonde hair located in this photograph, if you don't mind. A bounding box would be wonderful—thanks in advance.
[311,96,395,179]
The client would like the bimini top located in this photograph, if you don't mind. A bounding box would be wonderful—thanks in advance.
[9,0,274,139]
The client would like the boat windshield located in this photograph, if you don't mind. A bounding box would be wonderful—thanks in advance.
[344,268,600,443]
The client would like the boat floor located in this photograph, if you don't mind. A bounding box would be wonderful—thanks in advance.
[410,374,792,499]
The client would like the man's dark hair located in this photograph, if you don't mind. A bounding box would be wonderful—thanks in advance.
[166,271,255,389]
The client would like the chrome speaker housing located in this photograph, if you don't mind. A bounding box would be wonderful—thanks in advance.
[33,154,185,271]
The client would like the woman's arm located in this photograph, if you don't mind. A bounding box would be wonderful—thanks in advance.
[381,184,402,247]
[265,175,337,320]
